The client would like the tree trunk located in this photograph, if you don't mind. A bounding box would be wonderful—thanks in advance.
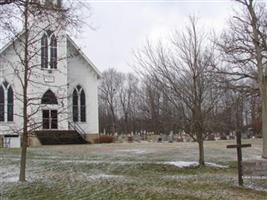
[19,0,29,182]
[262,86,267,158]
[198,136,205,166]
[247,0,267,158]
[19,129,28,182]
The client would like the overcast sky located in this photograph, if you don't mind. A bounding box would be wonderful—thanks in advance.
[73,0,235,73]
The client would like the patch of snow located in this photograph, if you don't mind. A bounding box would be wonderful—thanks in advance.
[164,161,228,168]
[163,175,198,180]
[244,176,267,180]
[246,184,267,192]
[0,166,19,183]
[164,161,199,168]
[1,176,18,183]
[205,162,228,168]
[116,149,148,154]
[87,174,123,180]
[254,156,267,160]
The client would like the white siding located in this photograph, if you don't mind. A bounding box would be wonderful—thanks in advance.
[67,39,99,134]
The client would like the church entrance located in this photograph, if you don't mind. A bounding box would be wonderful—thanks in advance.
[41,89,58,130]
[42,110,58,130]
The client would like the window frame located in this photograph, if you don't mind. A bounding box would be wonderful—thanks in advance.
[0,85,5,122]
[50,34,57,69]
[41,33,48,69]
[41,89,58,105]
[0,81,14,123]
[7,86,13,122]
[72,85,86,123]
[41,31,58,70]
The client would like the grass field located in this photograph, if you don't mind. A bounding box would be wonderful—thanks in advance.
[0,139,267,200]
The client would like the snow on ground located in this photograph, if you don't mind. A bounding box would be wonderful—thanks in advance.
[87,174,124,181]
[246,184,267,192]
[205,162,228,168]
[0,165,19,183]
[115,149,149,154]
[244,176,267,180]
[0,142,266,200]
[164,161,228,168]
[164,161,199,168]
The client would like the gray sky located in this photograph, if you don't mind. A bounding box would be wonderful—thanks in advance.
[73,0,235,73]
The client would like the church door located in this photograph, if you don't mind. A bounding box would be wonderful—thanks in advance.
[42,110,58,130]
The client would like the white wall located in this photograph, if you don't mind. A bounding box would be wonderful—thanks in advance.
[67,39,99,134]
[0,32,99,137]
[3,136,20,148]
[0,37,24,136]
[0,30,69,135]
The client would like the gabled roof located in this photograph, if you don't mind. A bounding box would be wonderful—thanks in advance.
[0,32,101,79]
[0,31,25,56]
[67,35,101,79]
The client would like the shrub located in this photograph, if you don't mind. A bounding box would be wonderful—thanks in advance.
[94,135,114,144]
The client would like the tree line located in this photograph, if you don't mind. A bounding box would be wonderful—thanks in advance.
[99,0,266,165]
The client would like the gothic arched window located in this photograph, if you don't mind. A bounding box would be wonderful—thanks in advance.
[80,89,86,122]
[0,81,14,122]
[72,89,78,122]
[72,85,86,122]
[41,33,48,69]
[7,87,13,122]
[50,34,57,69]
[41,89,58,104]
[0,85,4,122]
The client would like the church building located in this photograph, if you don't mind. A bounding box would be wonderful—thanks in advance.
[0,0,100,147]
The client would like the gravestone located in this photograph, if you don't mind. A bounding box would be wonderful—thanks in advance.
[220,135,228,140]
[243,160,267,177]
[133,135,141,143]
[162,134,168,142]
[157,136,162,143]
[207,134,215,141]
[168,131,174,143]
[128,135,133,143]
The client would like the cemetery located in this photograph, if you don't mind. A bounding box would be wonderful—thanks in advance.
[1,0,267,199]
[1,139,267,199]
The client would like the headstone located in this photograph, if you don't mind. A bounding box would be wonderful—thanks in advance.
[207,134,215,141]
[229,135,235,140]
[220,135,228,140]
[128,135,133,143]
[243,160,267,177]
[168,131,174,143]
[134,135,141,143]
[162,134,168,142]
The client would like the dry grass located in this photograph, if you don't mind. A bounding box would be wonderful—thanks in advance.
[0,139,266,200]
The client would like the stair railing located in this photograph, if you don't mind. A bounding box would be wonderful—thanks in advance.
[68,121,87,140]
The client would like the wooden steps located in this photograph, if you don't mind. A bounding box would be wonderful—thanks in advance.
[35,130,88,145]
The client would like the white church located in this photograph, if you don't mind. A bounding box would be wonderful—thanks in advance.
[0,0,100,147]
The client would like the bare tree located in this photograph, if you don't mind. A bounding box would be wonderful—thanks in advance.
[217,0,267,157]
[99,68,123,135]
[134,17,221,166]
[118,73,139,134]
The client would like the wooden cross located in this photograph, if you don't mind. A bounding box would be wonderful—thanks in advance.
[226,131,251,186]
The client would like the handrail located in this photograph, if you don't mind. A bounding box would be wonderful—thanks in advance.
[68,121,87,139]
